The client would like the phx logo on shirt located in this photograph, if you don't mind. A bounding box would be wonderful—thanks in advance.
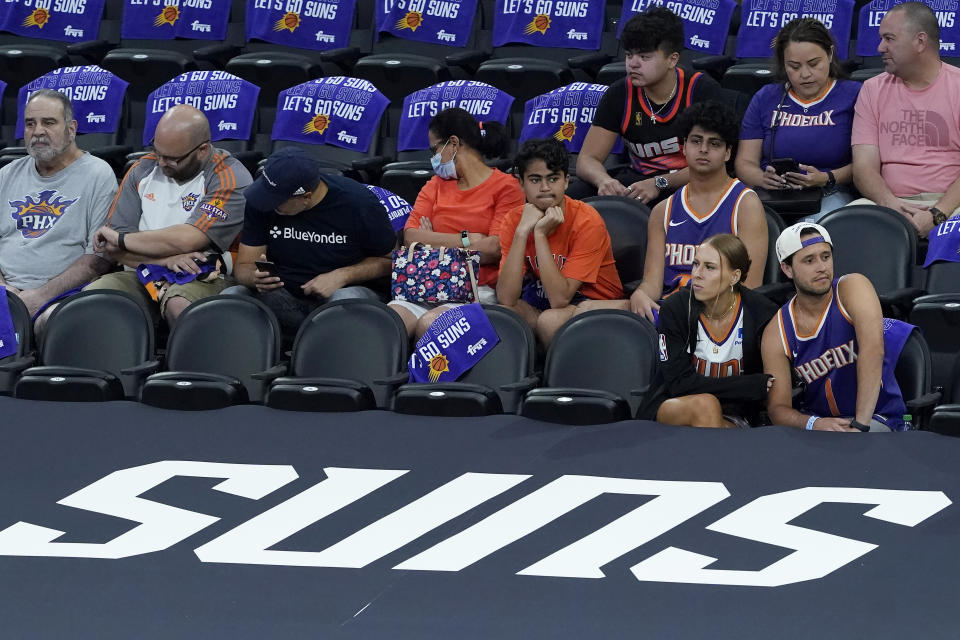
[9,190,78,239]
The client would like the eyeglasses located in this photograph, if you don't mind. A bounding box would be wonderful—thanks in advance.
[152,139,209,165]
[429,138,451,154]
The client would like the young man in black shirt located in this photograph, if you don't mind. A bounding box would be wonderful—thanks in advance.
[574,7,722,203]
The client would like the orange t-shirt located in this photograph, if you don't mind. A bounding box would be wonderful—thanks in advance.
[405,170,525,286]
[497,196,623,301]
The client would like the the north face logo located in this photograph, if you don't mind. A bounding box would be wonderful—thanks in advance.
[270,226,281,238]
[9,190,78,239]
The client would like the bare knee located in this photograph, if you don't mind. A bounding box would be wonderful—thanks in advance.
[657,393,724,428]
[388,303,419,337]
[415,306,448,338]
[535,307,575,346]
[163,296,191,327]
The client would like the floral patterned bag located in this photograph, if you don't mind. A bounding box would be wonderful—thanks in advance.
[391,243,480,303]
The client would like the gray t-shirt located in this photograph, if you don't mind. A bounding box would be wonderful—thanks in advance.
[0,153,117,290]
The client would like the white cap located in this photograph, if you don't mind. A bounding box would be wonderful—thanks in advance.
[775,222,833,263]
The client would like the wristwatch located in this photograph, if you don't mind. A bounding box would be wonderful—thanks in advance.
[930,207,948,226]
[654,175,669,192]
[849,419,870,432]
[460,230,470,248]
[824,170,837,191]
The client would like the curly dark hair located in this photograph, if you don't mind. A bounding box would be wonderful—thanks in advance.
[513,137,569,179]
[428,108,509,159]
[621,7,684,55]
[676,101,740,150]
[773,18,845,82]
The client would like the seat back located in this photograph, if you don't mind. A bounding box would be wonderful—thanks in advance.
[764,205,787,284]
[290,299,408,407]
[2,289,32,360]
[894,327,933,406]
[543,310,660,415]
[165,295,281,400]
[819,205,918,293]
[908,298,960,391]
[456,305,536,412]
[41,290,154,396]
[583,195,650,286]
[924,261,960,295]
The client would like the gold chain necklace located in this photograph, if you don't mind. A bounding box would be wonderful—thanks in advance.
[641,72,678,124]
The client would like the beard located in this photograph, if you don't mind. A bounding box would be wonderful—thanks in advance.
[795,278,832,297]
[28,129,72,164]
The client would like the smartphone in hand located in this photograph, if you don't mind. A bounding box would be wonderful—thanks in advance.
[254,260,278,276]
[771,157,800,176]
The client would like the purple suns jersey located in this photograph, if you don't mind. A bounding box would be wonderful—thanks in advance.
[661,179,753,294]
[776,278,908,429]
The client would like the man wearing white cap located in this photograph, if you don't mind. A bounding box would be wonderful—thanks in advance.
[760,222,909,431]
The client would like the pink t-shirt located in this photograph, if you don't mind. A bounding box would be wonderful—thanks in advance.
[851,63,960,197]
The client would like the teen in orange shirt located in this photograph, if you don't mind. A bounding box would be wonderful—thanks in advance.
[498,138,623,344]
[388,108,524,337]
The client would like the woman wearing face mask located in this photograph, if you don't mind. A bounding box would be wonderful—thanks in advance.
[388,108,525,337]
[735,18,861,221]
[650,234,778,428]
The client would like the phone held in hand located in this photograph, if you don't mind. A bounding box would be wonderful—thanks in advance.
[254,260,277,276]
[771,157,800,176]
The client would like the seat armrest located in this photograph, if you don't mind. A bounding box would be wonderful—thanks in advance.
[351,155,389,172]
[690,55,735,81]
[120,360,161,376]
[445,49,489,75]
[0,355,35,374]
[193,43,241,67]
[66,39,113,63]
[879,287,925,308]
[318,46,361,71]
[628,385,651,396]
[567,52,610,76]
[906,391,942,412]
[251,362,288,381]
[499,375,539,393]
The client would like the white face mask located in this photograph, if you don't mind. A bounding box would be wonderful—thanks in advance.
[430,140,458,180]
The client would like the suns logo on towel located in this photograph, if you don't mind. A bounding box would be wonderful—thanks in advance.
[155,4,180,26]
[181,192,200,212]
[302,113,331,135]
[524,13,551,35]
[9,190,78,239]
[554,121,576,142]
[428,354,450,382]
[274,11,301,32]
[22,8,49,28]
[396,11,423,31]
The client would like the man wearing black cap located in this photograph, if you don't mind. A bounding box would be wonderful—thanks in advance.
[233,147,396,334]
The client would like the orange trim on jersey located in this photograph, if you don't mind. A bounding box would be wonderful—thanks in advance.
[621,81,634,133]
[788,79,836,106]
[681,179,736,221]
[729,187,749,235]
[662,193,676,232]
[194,154,237,234]
[699,293,742,344]
[777,309,791,358]
[636,68,686,123]
[105,155,155,224]
[686,71,702,107]
[825,378,841,416]
[790,291,832,340]
[835,276,854,325]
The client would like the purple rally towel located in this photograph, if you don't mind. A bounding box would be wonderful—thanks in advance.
[0,287,19,359]
[398,80,514,151]
[493,0,603,50]
[408,303,500,383]
[245,0,356,52]
[858,0,960,57]
[619,0,734,56]
[924,214,960,268]
[136,263,218,286]
[272,77,389,152]
[16,66,127,137]
[1,0,104,42]
[365,184,411,232]
[143,71,259,145]
[379,0,478,47]
[740,0,853,58]
[121,0,230,40]
[520,83,623,153]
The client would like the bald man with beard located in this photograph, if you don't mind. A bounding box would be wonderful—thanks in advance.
[91,105,252,326]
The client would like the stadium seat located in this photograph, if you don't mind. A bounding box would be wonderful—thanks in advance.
[763,206,788,285]
[393,305,538,416]
[894,327,941,429]
[140,296,283,410]
[929,352,960,435]
[0,290,34,395]
[583,195,650,292]
[819,204,922,317]
[380,164,434,205]
[13,291,155,402]
[908,295,960,392]
[265,299,409,412]
[721,63,776,97]
[520,310,661,425]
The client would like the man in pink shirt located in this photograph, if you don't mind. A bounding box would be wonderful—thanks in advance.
[851,2,960,237]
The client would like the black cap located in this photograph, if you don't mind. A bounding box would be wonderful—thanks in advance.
[245,147,321,211]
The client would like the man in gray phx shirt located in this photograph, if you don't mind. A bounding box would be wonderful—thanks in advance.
[0,89,117,330]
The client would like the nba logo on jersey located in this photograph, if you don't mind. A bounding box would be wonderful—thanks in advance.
[658,334,668,362]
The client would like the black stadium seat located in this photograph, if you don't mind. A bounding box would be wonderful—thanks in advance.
[583,195,650,291]
[0,290,34,395]
[393,305,538,416]
[520,310,661,424]
[929,352,960,435]
[140,296,283,409]
[265,299,409,412]
[893,327,941,429]
[13,291,155,402]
